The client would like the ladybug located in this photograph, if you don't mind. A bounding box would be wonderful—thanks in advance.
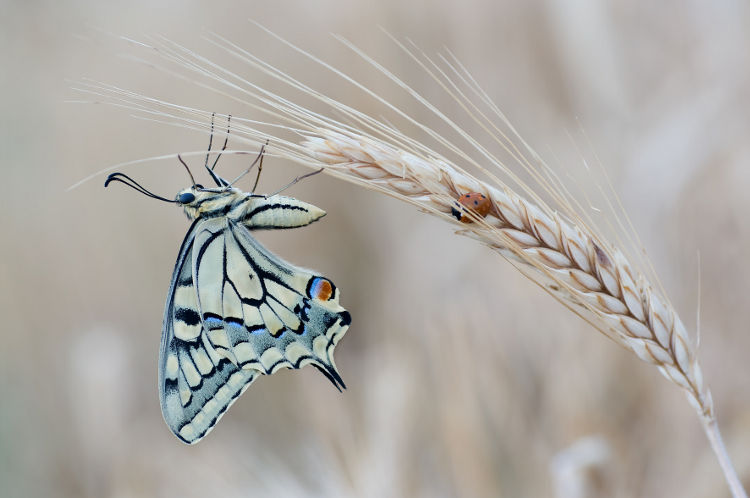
[451,192,491,223]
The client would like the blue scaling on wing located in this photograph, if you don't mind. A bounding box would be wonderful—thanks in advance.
[226,219,351,388]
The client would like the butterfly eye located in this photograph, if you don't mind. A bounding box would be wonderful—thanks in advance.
[177,192,196,204]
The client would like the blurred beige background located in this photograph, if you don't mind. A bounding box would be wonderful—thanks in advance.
[2,1,749,497]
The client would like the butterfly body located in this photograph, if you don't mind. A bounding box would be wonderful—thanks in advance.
[177,185,325,227]
[157,185,350,444]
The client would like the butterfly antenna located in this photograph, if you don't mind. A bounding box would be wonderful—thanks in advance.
[178,154,197,187]
[228,140,268,189]
[268,167,324,197]
[104,172,175,203]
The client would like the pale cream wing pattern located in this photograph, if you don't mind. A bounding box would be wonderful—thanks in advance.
[159,217,351,444]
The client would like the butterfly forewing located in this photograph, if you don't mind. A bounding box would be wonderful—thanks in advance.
[160,221,260,444]
[159,196,351,444]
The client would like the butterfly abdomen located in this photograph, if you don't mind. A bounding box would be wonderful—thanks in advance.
[234,195,326,229]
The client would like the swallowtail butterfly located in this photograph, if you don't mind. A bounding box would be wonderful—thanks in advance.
[105,119,351,444]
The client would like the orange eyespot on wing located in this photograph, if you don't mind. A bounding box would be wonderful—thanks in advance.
[307,277,334,301]
[451,192,491,223]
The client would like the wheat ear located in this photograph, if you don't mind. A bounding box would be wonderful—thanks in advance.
[308,128,709,401]
[320,129,702,394]
[301,128,744,497]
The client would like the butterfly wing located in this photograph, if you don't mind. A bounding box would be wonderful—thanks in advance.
[193,218,351,386]
[159,217,351,444]
[159,219,259,444]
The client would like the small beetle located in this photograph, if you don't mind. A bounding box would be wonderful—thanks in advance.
[451,192,491,223]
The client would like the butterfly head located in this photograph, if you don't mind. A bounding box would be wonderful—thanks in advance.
[175,185,243,220]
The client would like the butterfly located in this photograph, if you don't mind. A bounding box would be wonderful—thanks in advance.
[105,119,351,444]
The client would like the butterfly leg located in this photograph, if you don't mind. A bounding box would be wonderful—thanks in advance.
[268,166,324,196]
[205,112,231,188]
[250,140,266,193]
[228,140,268,191]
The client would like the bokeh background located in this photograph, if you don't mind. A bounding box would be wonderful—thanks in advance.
[2,1,749,497]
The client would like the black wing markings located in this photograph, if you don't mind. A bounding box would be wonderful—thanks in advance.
[159,217,350,444]
[159,219,258,444]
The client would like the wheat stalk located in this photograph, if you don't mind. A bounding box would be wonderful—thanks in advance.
[75,29,746,496]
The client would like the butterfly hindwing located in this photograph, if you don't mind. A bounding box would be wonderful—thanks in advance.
[159,217,351,444]
[193,219,351,382]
